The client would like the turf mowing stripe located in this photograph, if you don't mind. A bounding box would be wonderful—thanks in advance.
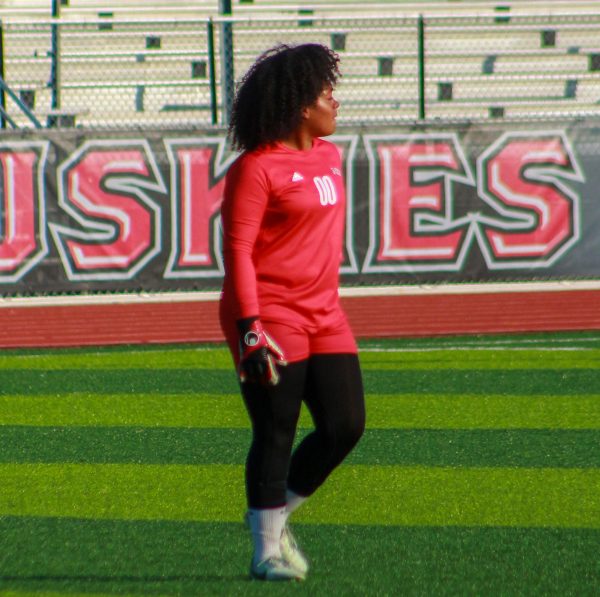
[0,593,126,597]
[310,466,600,529]
[1,394,598,429]
[0,369,238,395]
[0,368,598,395]
[358,349,600,369]
[0,394,250,428]
[1,464,598,528]
[357,369,600,394]
[2,427,599,468]
[1,518,599,596]
[1,347,598,370]
[367,394,600,429]
[2,518,599,596]
[0,588,137,597]
[0,348,233,370]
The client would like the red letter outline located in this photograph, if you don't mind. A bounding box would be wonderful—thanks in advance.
[50,139,166,281]
[475,131,584,269]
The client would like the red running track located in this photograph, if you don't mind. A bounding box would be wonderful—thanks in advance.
[0,287,599,348]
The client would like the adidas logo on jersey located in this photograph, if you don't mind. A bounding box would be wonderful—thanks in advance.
[292,171,304,182]
[331,167,341,176]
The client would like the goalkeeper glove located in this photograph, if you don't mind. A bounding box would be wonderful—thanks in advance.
[237,318,287,386]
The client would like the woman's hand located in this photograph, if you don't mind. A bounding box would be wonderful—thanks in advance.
[237,318,287,386]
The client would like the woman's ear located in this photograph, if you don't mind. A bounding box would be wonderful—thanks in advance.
[301,105,310,120]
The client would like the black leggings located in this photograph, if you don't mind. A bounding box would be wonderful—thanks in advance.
[241,353,365,509]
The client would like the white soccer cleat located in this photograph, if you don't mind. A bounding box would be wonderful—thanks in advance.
[280,524,309,578]
[250,556,305,581]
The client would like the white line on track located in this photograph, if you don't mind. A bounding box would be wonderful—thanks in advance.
[1,280,599,308]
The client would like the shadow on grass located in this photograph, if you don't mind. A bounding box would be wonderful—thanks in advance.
[0,517,253,595]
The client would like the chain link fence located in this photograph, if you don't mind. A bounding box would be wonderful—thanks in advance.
[2,11,600,129]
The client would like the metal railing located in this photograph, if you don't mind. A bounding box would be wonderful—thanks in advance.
[1,11,600,129]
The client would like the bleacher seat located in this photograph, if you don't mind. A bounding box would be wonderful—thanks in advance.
[1,1,600,127]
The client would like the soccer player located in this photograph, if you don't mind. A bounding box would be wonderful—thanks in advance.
[219,43,365,581]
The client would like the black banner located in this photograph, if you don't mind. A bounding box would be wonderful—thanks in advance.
[1,120,598,296]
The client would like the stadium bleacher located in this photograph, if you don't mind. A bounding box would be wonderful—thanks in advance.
[2,0,600,19]
[0,1,599,127]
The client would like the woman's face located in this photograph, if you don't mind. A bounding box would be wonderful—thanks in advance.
[302,85,339,138]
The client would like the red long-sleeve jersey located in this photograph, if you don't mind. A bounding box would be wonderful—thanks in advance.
[220,138,347,330]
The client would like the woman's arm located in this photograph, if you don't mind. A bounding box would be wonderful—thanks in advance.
[221,154,269,319]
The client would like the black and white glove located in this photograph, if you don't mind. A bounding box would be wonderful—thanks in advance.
[237,318,287,386]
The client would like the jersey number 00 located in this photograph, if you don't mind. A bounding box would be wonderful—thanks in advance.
[313,175,338,206]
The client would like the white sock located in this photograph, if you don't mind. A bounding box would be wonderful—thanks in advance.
[247,507,286,564]
[285,490,307,520]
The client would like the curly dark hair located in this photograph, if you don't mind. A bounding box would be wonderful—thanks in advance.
[228,43,341,152]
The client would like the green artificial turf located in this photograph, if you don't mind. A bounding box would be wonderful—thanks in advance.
[1,393,598,428]
[1,427,600,467]
[0,331,599,596]
[1,518,599,596]
[0,367,598,396]
[2,463,599,527]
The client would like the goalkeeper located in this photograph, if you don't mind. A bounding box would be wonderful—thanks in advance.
[219,43,365,581]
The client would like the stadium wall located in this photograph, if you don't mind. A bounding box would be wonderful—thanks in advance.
[0,120,599,346]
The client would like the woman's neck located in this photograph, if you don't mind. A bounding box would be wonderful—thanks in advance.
[279,130,313,151]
